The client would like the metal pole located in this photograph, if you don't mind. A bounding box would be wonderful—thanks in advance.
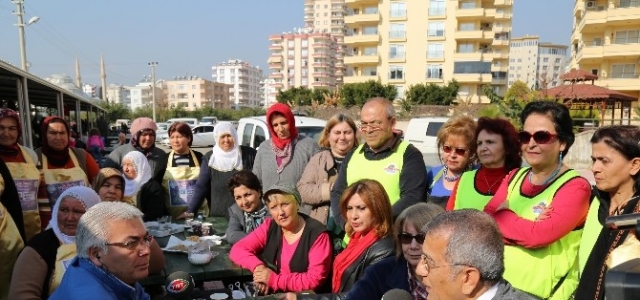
[148,62,158,122]
[14,0,28,71]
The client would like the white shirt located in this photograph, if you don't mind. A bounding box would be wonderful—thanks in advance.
[476,283,499,300]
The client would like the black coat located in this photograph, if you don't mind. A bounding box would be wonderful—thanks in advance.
[336,234,395,293]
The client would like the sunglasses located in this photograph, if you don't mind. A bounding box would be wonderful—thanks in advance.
[442,145,468,156]
[398,233,426,244]
[517,131,558,144]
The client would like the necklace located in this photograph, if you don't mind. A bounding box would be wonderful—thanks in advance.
[528,162,562,186]
[443,165,460,182]
[482,172,503,194]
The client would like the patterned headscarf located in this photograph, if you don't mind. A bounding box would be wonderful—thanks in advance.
[0,108,21,156]
[208,122,243,171]
[92,168,125,199]
[48,186,101,245]
[122,151,153,197]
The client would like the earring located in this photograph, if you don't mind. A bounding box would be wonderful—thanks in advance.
[559,152,563,164]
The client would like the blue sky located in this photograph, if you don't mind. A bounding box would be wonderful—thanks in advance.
[0,0,573,86]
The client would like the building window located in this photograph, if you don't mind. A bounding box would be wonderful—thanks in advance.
[555,58,561,64]
[389,65,404,80]
[429,0,445,15]
[363,26,378,35]
[390,2,406,17]
[459,22,474,31]
[427,44,444,58]
[453,61,491,74]
[363,46,377,55]
[301,40,308,47]
[395,85,405,99]
[611,64,637,78]
[390,23,406,39]
[301,49,308,57]
[457,43,474,53]
[460,1,477,9]
[426,64,443,79]
[364,6,378,14]
[619,0,640,8]
[543,57,549,63]
[428,22,445,36]
[389,44,405,59]
[614,30,640,44]
[288,59,294,67]
[287,40,295,48]
[364,67,377,76]
[287,50,294,56]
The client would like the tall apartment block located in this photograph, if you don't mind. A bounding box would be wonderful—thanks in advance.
[343,0,513,102]
[508,36,568,89]
[129,80,162,111]
[162,77,232,110]
[267,31,340,95]
[571,0,640,101]
[211,59,264,108]
[105,84,131,107]
[304,0,347,86]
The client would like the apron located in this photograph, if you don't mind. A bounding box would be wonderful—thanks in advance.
[38,149,89,228]
[48,243,76,295]
[5,146,42,241]
[162,150,209,219]
[0,202,25,300]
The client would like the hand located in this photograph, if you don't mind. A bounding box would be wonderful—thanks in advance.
[535,206,553,221]
[277,293,297,300]
[176,212,191,220]
[254,282,269,296]
[253,266,273,285]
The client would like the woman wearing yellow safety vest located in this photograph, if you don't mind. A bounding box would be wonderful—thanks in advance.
[446,117,521,211]
[484,101,591,300]
[425,115,476,208]
[576,125,640,300]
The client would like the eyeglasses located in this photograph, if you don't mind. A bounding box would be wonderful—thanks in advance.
[517,130,558,144]
[398,233,426,244]
[106,233,153,251]
[442,145,469,156]
[420,253,471,276]
[358,120,385,131]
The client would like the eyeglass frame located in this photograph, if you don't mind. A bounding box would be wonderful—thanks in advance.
[397,232,426,245]
[358,116,393,131]
[106,233,154,251]
[420,252,473,276]
[517,130,559,145]
[442,145,469,156]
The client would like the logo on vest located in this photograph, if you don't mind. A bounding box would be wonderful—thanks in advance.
[532,202,547,215]
[384,164,400,174]
[167,278,189,293]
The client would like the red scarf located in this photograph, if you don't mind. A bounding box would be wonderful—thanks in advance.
[331,230,379,292]
[266,103,298,150]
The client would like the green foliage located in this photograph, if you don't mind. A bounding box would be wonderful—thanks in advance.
[504,80,532,101]
[481,85,502,104]
[130,105,264,122]
[477,104,504,118]
[100,101,131,121]
[405,80,460,105]
[276,87,331,107]
[339,80,397,107]
[570,107,600,128]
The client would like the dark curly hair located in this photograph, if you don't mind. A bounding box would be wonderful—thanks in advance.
[475,117,522,171]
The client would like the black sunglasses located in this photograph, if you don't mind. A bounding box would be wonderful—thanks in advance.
[398,233,426,244]
[442,145,468,156]
[517,131,558,144]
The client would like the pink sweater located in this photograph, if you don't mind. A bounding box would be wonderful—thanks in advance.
[86,135,104,150]
[229,218,332,292]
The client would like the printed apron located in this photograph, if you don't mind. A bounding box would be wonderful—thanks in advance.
[38,149,89,228]
[0,202,25,300]
[162,150,209,219]
[48,243,76,295]
[5,146,42,241]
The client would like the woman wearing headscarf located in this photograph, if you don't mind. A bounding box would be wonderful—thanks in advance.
[36,116,99,229]
[0,108,41,240]
[9,186,100,300]
[179,122,256,219]
[122,151,167,222]
[253,103,320,195]
[0,158,26,300]
[161,122,206,219]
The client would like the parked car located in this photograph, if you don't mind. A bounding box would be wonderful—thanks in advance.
[200,116,218,125]
[405,117,449,155]
[166,118,198,127]
[236,116,326,149]
[162,124,216,147]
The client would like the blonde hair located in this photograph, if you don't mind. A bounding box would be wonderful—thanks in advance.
[318,113,359,149]
[436,115,477,165]
[265,192,299,211]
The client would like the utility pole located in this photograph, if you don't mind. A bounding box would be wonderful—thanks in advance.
[14,0,28,71]
[148,62,158,122]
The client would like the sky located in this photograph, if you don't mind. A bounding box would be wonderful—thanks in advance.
[0,0,574,86]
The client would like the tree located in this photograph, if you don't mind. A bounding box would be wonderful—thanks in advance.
[339,80,397,107]
[405,80,459,105]
[100,101,131,122]
[504,80,532,101]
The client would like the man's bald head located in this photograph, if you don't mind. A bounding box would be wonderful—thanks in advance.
[363,97,396,119]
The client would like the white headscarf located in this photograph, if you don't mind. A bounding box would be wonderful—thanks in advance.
[48,186,101,245]
[123,151,153,197]
[208,122,243,171]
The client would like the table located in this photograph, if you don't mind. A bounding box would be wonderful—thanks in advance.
[140,217,251,286]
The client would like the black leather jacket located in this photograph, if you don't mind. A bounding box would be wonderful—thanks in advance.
[336,234,395,293]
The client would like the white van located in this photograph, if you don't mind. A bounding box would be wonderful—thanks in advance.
[237,116,327,149]
[405,117,449,155]
[166,118,198,127]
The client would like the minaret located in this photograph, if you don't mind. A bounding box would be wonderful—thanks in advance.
[100,54,107,101]
[75,57,81,88]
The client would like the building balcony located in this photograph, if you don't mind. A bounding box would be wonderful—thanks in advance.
[453,73,492,83]
[577,43,640,63]
[574,0,584,17]
[313,43,329,49]
[494,0,513,6]
[455,30,493,41]
[312,81,331,87]
[344,13,380,24]
[269,35,282,41]
[597,76,640,92]
[268,56,282,64]
[428,8,446,19]
[345,0,379,5]
[272,82,284,89]
[455,8,491,19]
[492,39,510,46]
[491,78,508,85]
[344,34,380,45]
[269,43,282,50]
[491,65,509,73]
[313,72,331,78]
[312,52,329,58]
[269,73,283,79]
[344,75,378,83]
[344,54,380,65]
[454,51,495,62]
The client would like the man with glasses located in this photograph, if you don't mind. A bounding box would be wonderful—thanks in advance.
[330,97,427,230]
[50,202,153,300]
[416,209,538,300]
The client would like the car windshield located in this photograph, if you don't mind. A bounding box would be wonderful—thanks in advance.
[298,126,324,142]
[202,118,215,122]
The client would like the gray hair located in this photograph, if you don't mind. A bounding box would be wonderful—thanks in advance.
[76,202,145,258]
[364,97,396,119]
[422,209,504,284]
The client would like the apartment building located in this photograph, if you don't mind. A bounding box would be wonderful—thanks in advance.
[304,0,347,85]
[571,0,640,101]
[267,30,339,95]
[343,0,513,102]
[509,36,568,89]
[211,59,263,108]
[260,78,278,108]
[129,80,161,111]
[105,84,130,106]
[162,76,231,110]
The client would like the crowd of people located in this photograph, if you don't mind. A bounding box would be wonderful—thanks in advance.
[0,98,638,300]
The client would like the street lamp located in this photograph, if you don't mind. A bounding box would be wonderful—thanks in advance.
[13,0,40,71]
[148,62,158,122]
